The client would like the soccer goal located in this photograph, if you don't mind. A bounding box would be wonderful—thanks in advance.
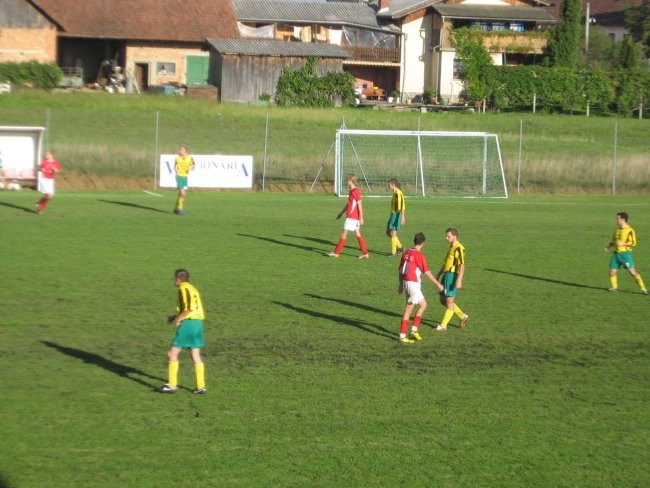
[334,129,508,198]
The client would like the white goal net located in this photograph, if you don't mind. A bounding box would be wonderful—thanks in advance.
[334,129,508,198]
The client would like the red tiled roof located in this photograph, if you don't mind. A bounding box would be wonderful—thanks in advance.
[28,0,239,42]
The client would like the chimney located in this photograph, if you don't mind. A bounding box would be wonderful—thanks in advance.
[378,0,390,11]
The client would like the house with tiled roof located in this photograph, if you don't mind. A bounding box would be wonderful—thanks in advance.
[233,0,402,99]
[1,0,238,90]
[377,0,557,103]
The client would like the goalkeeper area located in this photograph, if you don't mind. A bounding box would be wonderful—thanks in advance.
[334,129,508,198]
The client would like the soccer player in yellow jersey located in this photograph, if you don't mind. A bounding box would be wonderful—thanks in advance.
[160,269,207,394]
[173,145,195,215]
[604,212,648,294]
[386,178,406,256]
[435,227,470,331]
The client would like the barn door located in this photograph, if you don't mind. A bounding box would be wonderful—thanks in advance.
[186,56,209,85]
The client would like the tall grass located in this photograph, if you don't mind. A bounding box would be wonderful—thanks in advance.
[0,90,648,192]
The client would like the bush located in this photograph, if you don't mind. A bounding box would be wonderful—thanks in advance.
[275,57,355,107]
[0,61,63,89]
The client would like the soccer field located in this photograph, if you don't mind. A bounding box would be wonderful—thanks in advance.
[1,190,648,487]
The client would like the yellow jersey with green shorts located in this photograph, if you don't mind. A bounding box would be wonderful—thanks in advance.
[387,187,406,230]
[610,225,637,270]
[441,241,466,298]
[174,155,195,190]
[172,282,205,349]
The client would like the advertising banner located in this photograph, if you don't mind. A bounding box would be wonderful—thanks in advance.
[159,154,253,189]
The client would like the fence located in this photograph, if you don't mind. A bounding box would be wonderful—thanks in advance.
[2,104,648,195]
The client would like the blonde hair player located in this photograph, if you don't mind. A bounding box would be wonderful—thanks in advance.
[327,174,369,259]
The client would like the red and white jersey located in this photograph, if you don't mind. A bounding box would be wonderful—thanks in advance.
[346,187,362,219]
[39,159,61,179]
[399,248,429,282]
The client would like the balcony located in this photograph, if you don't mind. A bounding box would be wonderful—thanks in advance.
[341,46,400,64]
[440,24,551,54]
[481,31,550,54]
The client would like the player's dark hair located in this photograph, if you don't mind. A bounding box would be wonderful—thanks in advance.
[414,232,426,245]
[617,212,629,222]
[389,178,400,188]
[446,227,459,237]
[175,269,190,282]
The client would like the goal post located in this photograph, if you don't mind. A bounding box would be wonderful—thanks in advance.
[334,129,508,198]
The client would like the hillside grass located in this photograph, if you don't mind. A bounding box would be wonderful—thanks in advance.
[0,90,648,193]
[1,189,649,487]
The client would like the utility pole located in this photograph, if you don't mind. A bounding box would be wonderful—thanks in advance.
[585,3,591,52]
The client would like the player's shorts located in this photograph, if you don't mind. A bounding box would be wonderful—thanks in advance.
[441,271,459,298]
[610,251,635,270]
[343,218,361,232]
[387,213,402,231]
[172,319,204,349]
[176,175,189,190]
[38,177,55,195]
[403,280,425,304]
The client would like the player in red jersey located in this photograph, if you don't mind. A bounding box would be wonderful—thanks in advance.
[36,151,63,214]
[327,174,369,259]
[397,232,444,343]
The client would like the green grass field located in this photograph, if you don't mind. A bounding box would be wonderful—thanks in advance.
[1,91,649,193]
[1,190,649,487]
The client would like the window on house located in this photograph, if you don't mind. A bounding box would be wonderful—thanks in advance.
[453,58,463,80]
[509,22,524,32]
[156,63,176,76]
[491,22,505,31]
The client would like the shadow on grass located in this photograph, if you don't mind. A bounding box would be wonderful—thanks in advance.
[484,268,607,291]
[0,201,37,214]
[99,199,169,214]
[41,340,175,392]
[272,301,395,341]
[238,233,331,254]
[305,293,401,319]
[0,473,14,488]
[285,233,386,257]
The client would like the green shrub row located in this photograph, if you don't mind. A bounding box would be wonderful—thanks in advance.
[473,65,649,117]
[0,61,63,90]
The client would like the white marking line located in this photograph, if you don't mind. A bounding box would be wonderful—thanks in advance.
[57,192,167,198]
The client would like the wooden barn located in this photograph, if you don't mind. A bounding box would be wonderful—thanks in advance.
[205,39,349,103]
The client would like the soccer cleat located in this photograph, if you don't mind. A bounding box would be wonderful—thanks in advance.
[359,254,370,259]
[400,337,415,344]
[174,209,185,215]
[608,288,618,292]
[435,325,447,332]
[459,315,470,329]
[160,384,177,393]
[411,331,423,341]
[642,289,649,295]
[396,247,404,255]
[327,252,339,258]
[193,388,207,395]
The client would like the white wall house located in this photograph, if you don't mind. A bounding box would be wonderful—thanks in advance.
[379,0,556,103]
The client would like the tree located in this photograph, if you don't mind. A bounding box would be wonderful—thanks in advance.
[548,0,582,68]
[625,0,650,58]
[451,27,493,101]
